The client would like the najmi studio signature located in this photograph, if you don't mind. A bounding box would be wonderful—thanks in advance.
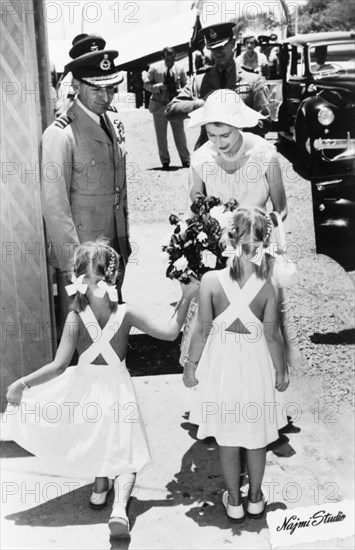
[277,511,346,535]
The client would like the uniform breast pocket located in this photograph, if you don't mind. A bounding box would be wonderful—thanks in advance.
[73,156,108,190]
[72,204,105,242]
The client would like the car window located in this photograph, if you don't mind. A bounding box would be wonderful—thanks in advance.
[309,42,355,74]
[289,46,305,77]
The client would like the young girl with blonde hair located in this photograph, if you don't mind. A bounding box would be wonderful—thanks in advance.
[183,207,289,522]
[6,240,198,538]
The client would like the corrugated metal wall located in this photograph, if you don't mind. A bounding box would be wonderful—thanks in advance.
[0,0,54,409]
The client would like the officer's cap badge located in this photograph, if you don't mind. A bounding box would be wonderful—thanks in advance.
[100,54,111,71]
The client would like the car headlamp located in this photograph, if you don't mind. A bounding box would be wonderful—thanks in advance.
[318,107,335,126]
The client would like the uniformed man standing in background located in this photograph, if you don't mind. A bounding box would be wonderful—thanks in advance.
[165,22,271,148]
[41,35,130,332]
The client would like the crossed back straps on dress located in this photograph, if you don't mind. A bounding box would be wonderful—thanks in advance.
[216,270,265,333]
[78,304,126,365]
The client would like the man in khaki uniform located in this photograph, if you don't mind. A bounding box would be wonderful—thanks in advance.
[41,35,130,329]
[165,22,271,148]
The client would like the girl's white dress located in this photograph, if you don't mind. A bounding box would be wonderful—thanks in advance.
[3,305,151,480]
[189,269,282,449]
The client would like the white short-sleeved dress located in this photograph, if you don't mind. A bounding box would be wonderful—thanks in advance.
[3,305,151,480]
[188,132,275,206]
[189,269,282,449]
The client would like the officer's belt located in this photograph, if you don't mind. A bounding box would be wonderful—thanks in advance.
[70,193,116,206]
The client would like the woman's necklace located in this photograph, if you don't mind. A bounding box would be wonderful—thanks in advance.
[244,51,257,70]
[246,50,256,60]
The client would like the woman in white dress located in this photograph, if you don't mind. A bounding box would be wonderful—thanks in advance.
[188,89,287,218]
[181,90,299,375]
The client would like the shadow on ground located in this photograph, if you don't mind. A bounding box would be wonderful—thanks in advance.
[0,440,33,458]
[147,166,185,172]
[4,413,295,542]
[310,328,355,345]
[126,333,182,376]
[130,417,288,535]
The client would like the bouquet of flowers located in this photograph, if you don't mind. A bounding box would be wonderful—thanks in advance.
[162,194,239,283]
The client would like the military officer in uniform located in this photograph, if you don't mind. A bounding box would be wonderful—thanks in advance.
[41,35,129,331]
[165,22,271,148]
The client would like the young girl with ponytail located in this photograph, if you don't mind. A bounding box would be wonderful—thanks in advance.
[183,206,289,523]
[6,239,198,539]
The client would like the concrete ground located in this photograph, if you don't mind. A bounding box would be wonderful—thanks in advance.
[1,222,354,549]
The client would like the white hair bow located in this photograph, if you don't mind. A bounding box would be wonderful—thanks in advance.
[222,243,279,267]
[93,280,118,302]
[250,243,278,266]
[65,274,88,296]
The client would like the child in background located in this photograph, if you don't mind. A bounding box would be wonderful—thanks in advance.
[6,240,198,539]
[183,207,289,522]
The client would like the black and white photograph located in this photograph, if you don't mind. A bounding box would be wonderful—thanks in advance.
[1,0,354,548]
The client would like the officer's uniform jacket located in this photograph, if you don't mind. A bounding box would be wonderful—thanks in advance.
[165,60,271,134]
[41,100,130,272]
[144,60,188,115]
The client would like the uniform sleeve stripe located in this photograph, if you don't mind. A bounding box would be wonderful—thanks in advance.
[54,116,72,129]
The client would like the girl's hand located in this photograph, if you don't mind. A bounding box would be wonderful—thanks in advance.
[180,278,200,299]
[275,369,290,392]
[6,381,24,407]
[183,364,199,388]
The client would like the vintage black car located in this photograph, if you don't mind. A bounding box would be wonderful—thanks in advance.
[278,32,355,176]
[277,32,355,272]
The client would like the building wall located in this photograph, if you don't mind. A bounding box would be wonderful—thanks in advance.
[0,0,54,409]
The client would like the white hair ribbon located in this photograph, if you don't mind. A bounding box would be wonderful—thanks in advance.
[93,280,118,302]
[65,274,88,296]
[250,243,278,266]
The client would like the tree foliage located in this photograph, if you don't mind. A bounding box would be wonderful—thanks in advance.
[298,0,355,32]
[232,13,281,37]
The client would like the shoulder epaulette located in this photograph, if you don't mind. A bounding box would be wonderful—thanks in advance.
[54,114,72,129]
[108,105,118,113]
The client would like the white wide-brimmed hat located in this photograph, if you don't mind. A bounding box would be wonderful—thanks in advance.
[188,89,265,128]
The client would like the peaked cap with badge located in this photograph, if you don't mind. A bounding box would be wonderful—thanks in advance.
[65,33,123,88]
[69,33,106,59]
[199,22,235,50]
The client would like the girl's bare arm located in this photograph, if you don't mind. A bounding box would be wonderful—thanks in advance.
[183,273,214,387]
[266,152,288,220]
[263,285,289,391]
[6,312,79,404]
[126,282,199,342]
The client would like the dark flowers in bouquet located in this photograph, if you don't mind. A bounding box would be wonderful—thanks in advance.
[162,194,239,283]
